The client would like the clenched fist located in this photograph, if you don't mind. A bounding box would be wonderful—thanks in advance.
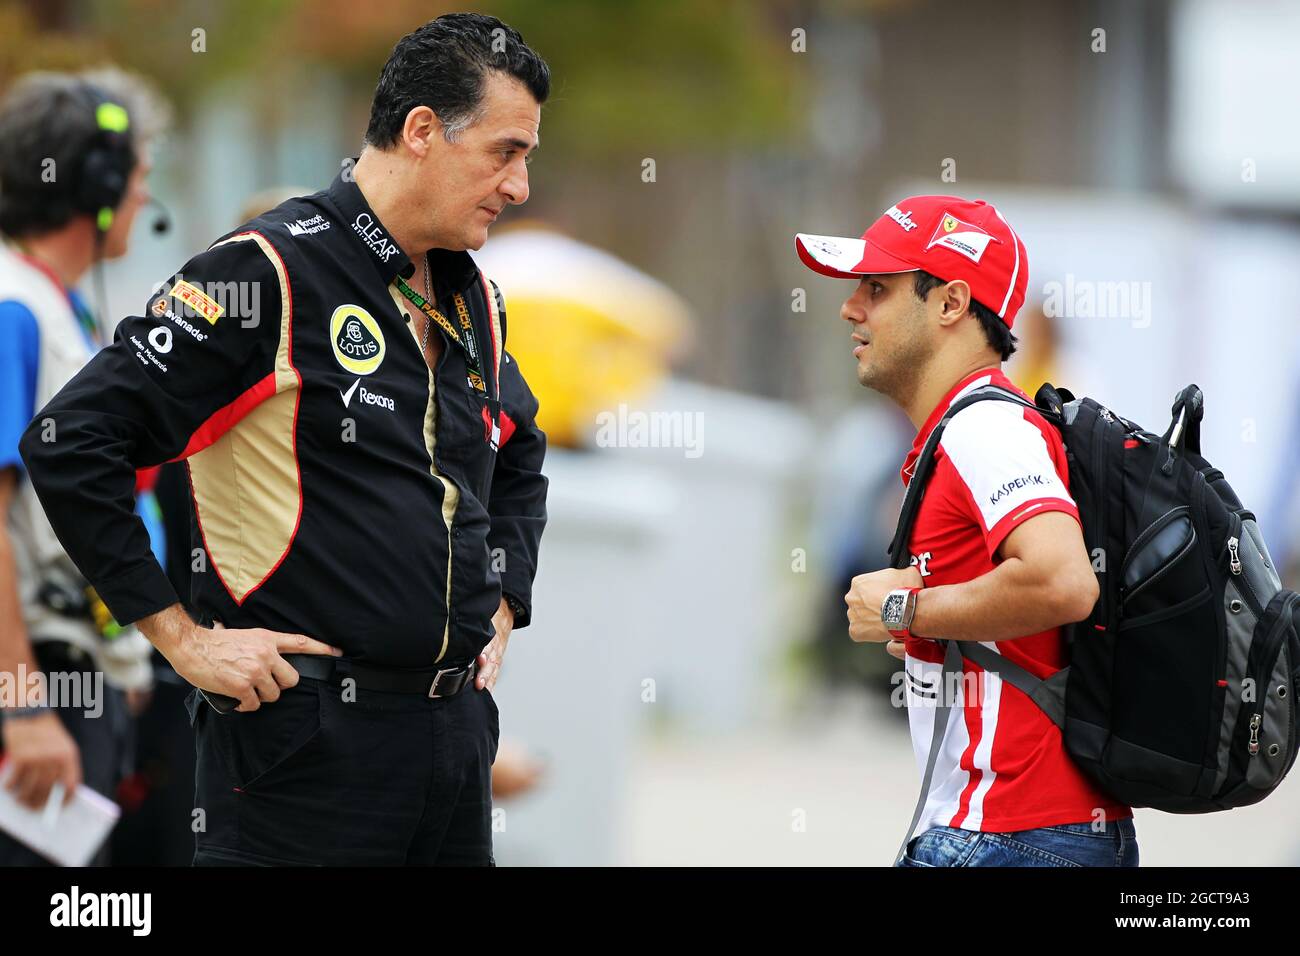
[845,566,924,644]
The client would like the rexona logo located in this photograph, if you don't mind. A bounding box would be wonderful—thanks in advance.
[340,379,395,412]
[352,212,399,263]
[330,305,386,375]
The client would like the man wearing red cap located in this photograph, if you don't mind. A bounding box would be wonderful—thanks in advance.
[797,195,1137,867]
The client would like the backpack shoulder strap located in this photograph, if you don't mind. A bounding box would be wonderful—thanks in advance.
[895,638,963,864]
[889,383,1069,863]
[894,640,1067,863]
[887,384,1037,568]
[963,642,1067,727]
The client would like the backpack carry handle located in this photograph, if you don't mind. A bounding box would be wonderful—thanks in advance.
[1167,384,1203,452]
[1161,384,1203,475]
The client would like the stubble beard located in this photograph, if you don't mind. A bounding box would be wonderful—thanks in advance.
[856,316,935,410]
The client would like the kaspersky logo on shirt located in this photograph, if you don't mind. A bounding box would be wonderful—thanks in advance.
[330,305,386,375]
[988,472,1049,507]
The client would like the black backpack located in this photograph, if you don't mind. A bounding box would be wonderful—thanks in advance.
[891,381,1300,860]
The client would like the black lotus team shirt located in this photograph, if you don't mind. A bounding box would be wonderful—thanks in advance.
[20,171,548,669]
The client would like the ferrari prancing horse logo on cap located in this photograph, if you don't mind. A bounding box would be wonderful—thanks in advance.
[927,211,997,264]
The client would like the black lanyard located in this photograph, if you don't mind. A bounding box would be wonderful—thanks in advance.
[393,274,491,398]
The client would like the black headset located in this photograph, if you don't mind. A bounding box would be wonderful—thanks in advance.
[72,82,137,233]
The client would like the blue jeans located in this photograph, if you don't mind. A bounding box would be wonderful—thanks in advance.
[898,819,1139,867]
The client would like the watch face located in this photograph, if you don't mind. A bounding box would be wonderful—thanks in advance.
[883,592,906,626]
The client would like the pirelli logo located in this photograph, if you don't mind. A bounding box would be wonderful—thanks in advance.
[168,279,225,325]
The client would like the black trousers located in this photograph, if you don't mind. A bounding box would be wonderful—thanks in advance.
[0,642,132,867]
[186,673,499,866]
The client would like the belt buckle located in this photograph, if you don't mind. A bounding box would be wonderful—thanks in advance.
[428,665,462,699]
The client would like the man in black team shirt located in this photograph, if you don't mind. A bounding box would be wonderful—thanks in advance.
[20,14,550,866]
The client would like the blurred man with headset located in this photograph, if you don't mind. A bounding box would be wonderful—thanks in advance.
[0,69,165,863]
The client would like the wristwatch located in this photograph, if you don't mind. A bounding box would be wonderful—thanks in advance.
[881,587,920,640]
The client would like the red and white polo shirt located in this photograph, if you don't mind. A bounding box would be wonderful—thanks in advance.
[900,366,1131,835]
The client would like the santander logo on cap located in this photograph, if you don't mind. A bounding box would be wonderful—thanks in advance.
[794,194,1029,328]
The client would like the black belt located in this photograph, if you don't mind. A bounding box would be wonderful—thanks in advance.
[283,654,478,699]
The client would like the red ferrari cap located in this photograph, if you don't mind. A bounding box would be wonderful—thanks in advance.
[795,195,1029,328]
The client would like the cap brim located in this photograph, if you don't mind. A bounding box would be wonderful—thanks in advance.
[795,233,918,278]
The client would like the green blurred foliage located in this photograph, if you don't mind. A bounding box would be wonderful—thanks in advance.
[489,0,803,152]
[1,0,807,156]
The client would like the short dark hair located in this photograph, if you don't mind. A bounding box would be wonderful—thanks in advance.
[364,13,550,149]
[0,76,119,237]
[912,269,1018,361]
[0,69,164,239]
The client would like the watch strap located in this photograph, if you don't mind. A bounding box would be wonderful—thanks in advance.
[885,587,920,640]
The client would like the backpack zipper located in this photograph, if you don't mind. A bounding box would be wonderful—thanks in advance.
[1118,505,1191,581]
[1117,505,1199,609]
[1121,530,1198,608]
[1239,592,1297,775]
[1221,512,1264,618]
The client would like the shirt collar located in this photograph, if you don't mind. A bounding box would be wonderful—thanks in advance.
[326,164,479,292]
[899,365,1017,486]
[5,241,100,343]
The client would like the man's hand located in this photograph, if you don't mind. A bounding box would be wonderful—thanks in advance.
[476,598,515,691]
[1,712,81,809]
[140,605,342,713]
[846,566,924,644]
[0,468,77,808]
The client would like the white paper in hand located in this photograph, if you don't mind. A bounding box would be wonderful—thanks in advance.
[0,758,120,866]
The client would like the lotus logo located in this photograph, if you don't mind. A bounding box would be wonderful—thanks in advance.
[329,305,386,375]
